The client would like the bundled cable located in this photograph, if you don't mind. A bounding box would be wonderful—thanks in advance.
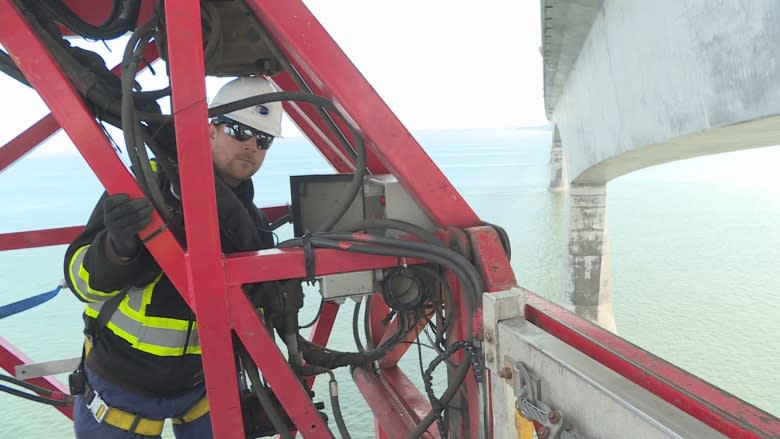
[0,374,73,408]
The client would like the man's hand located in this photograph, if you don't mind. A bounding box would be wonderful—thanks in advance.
[103,194,152,258]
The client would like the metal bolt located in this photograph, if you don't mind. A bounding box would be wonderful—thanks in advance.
[538,426,551,439]
[497,366,512,379]
[486,353,494,362]
[484,330,494,343]
[547,410,561,424]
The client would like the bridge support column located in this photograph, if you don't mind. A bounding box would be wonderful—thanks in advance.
[549,126,567,191]
[566,184,616,332]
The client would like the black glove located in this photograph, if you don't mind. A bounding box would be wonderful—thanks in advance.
[103,193,152,258]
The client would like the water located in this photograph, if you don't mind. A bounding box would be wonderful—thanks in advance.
[0,128,778,438]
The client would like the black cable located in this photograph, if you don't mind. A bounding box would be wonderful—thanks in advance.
[325,370,352,439]
[352,299,365,353]
[482,221,512,261]
[120,16,174,222]
[363,295,375,351]
[299,298,324,329]
[313,233,482,313]
[0,375,73,408]
[121,19,154,196]
[277,234,482,436]
[296,311,410,370]
[414,265,454,351]
[338,219,446,248]
[269,213,292,231]
[40,0,140,40]
[0,49,29,86]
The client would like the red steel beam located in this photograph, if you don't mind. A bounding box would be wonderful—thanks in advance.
[0,115,59,173]
[524,293,780,439]
[272,71,388,174]
[353,366,439,438]
[0,336,72,418]
[243,0,480,229]
[0,44,158,174]
[0,2,188,300]
[162,1,246,437]
[224,249,423,285]
[0,226,83,251]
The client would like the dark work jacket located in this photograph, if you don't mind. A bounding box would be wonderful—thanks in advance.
[63,175,274,396]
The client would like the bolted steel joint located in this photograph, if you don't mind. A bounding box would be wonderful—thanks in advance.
[538,425,551,439]
[547,409,561,424]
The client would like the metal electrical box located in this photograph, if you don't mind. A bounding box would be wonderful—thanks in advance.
[290,174,364,235]
[363,175,435,234]
[289,174,436,299]
[290,174,435,236]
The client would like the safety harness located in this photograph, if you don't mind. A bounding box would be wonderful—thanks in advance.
[70,287,209,435]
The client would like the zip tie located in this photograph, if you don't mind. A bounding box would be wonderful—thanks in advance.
[141,223,168,244]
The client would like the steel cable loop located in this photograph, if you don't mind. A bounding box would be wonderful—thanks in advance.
[516,395,549,425]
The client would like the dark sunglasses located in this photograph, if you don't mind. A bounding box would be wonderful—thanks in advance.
[213,117,274,150]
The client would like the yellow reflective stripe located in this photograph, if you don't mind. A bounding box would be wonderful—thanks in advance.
[68,245,123,302]
[85,279,201,357]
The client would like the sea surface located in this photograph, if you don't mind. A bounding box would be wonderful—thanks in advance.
[0,128,778,438]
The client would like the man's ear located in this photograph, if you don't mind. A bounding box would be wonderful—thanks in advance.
[208,123,218,143]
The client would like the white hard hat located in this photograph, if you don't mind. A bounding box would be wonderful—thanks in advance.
[209,76,283,137]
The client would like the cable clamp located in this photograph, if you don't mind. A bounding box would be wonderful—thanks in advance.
[141,223,168,244]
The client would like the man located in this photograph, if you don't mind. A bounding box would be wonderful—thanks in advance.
[63,76,281,438]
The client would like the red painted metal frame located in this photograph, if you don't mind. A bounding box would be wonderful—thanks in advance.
[0,226,83,251]
[0,1,499,437]
[0,336,72,419]
[353,367,440,438]
[524,292,780,439]
[0,114,59,173]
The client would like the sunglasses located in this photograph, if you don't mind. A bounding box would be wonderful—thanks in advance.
[213,117,274,150]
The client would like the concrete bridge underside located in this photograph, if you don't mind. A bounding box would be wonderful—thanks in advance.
[542,0,780,330]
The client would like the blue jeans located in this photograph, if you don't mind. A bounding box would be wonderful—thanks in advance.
[74,366,212,439]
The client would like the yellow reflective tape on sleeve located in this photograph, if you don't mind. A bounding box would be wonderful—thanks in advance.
[69,245,123,302]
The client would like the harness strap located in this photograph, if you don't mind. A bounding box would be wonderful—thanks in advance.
[172,396,210,424]
[83,381,165,436]
[80,340,210,432]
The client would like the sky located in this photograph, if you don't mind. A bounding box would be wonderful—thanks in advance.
[0,1,546,156]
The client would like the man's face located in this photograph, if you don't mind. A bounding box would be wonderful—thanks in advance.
[210,121,268,187]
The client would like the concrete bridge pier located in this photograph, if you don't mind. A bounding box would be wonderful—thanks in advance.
[566,184,617,332]
[549,127,567,191]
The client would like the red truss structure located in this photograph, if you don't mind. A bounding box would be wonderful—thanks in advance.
[1,1,779,439]
[0,1,512,437]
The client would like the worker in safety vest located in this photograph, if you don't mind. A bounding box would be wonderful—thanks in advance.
[63,76,280,439]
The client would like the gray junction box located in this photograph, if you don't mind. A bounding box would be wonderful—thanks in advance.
[289,174,436,300]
